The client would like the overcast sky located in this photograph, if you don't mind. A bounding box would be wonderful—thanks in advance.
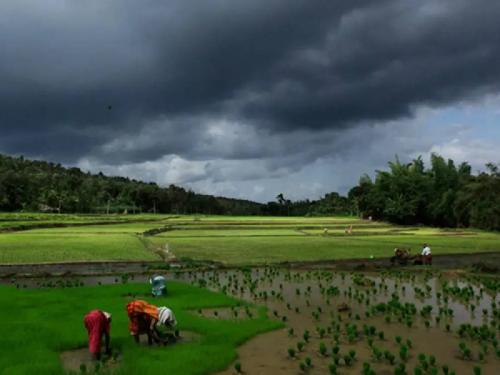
[1,1,500,202]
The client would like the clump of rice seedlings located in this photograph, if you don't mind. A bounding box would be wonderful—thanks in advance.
[288,328,294,337]
[399,345,409,362]
[349,349,356,361]
[362,362,375,375]
[328,363,337,374]
[303,330,310,342]
[394,363,407,375]
[384,350,396,365]
[473,366,481,375]
[371,346,383,361]
[458,342,472,360]
[288,348,296,358]
[343,354,353,366]
[297,341,305,352]
[406,338,413,348]
[299,362,307,372]
[304,357,312,368]
[319,342,328,356]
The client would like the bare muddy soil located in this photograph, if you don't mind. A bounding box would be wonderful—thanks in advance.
[173,269,499,375]
[0,260,162,278]
[60,348,121,374]
[2,252,498,280]
[194,307,259,320]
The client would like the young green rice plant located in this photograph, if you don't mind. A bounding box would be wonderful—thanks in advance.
[288,348,296,358]
[394,363,407,375]
[297,341,305,352]
[458,342,472,360]
[319,342,328,356]
[234,362,242,373]
[473,366,481,375]
[372,346,383,361]
[429,355,436,366]
[349,349,356,361]
[343,354,353,366]
[303,330,310,342]
[299,362,307,372]
[399,345,409,362]
[288,328,294,337]
[305,357,312,367]
[328,363,337,375]
[406,338,413,348]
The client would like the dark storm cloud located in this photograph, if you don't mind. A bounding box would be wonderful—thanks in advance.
[1,0,500,164]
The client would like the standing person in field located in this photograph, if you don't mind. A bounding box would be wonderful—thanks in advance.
[126,300,177,345]
[83,310,111,360]
[421,243,432,265]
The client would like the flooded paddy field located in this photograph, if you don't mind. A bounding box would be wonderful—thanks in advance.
[173,268,499,375]
[2,263,499,374]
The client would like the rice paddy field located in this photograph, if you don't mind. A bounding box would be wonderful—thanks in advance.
[0,213,499,264]
[0,213,499,374]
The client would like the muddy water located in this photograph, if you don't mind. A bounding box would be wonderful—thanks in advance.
[173,269,499,375]
[3,266,499,374]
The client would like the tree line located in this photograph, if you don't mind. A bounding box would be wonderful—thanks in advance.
[0,154,261,215]
[0,153,498,230]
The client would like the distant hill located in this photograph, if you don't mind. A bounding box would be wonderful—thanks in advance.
[0,153,263,215]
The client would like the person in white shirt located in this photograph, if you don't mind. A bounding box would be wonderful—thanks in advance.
[421,244,432,265]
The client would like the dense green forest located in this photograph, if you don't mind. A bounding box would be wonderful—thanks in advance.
[348,155,500,231]
[0,154,261,215]
[0,153,498,230]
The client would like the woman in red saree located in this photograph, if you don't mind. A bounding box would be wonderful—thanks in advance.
[83,310,111,360]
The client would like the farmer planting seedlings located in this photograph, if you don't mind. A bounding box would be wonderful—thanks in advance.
[83,310,111,360]
[126,300,177,345]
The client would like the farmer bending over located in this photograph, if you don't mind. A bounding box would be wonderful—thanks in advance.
[83,310,111,360]
[127,300,177,345]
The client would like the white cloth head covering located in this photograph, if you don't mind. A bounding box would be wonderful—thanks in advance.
[157,307,177,326]
[103,311,112,320]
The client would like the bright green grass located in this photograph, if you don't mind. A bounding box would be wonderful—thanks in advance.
[0,282,281,374]
[0,233,159,263]
[1,214,499,264]
[27,223,168,234]
[156,229,304,237]
[150,232,500,265]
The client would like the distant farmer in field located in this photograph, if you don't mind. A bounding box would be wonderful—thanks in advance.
[413,244,432,265]
[421,243,432,265]
[126,300,177,345]
[83,310,111,360]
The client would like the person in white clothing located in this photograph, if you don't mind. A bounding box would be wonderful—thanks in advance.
[421,244,432,265]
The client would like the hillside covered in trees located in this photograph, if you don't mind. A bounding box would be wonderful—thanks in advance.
[0,153,498,231]
[0,154,262,215]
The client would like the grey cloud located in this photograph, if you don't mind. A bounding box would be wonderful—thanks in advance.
[1,0,500,190]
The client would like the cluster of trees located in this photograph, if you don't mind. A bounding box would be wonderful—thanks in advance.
[262,192,352,216]
[1,153,498,230]
[0,154,262,215]
[348,154,500,231]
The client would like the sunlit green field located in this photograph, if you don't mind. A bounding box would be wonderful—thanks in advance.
[0,281,279,374]
[0,213,499,264]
